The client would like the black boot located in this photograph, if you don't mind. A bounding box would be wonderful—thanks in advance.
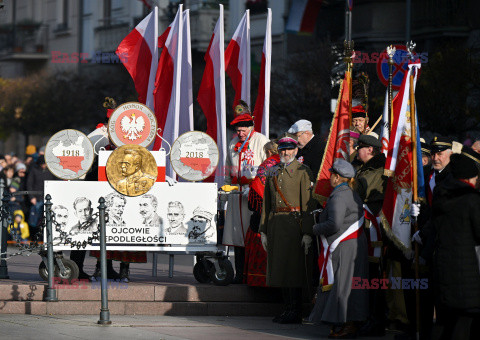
[232,246,245,284]
[92,260,119,281]
[273,288,291,323]
[70,250,90,280]
[107,260,120,280]
[119,262,130,283]
[278,288,302,324]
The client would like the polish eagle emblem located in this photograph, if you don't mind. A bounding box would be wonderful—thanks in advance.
[121,113,145,140]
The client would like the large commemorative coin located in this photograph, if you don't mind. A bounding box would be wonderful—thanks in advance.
[106,144,158,197]
[170,131,219,182]
[45,129,95,180]
[108,102,157,148]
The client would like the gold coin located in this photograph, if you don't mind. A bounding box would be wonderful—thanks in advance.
[106,145,158,197]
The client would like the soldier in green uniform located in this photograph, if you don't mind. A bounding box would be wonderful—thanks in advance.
[259,133,316,324]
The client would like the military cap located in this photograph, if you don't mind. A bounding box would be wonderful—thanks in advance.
[450,153,478,179]
[358,133,382,149]
[277,133,298,150]
[430,136,452,153]
[329,159,356,178]
[420,138,431,156]
[192,207,213,221]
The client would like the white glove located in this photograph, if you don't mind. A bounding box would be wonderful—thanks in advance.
[260,232,267,252]
[165,176,177,186]
[301,235,313,255]
[411,230,423,245]
[242,187,250,198]
[411,203,420,217]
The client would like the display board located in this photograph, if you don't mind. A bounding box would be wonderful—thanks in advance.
[45,181,217,251]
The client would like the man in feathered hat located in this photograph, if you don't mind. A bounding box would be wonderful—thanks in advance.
[352,104,370,135]
[222,101,269,284]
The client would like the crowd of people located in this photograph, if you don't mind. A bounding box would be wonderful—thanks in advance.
[1,145,55,242]
[222,103,480,339]
[1,100,479,339]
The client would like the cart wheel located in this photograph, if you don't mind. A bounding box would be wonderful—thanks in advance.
[38,259,79,283]
[210,258,234,286]
[193,260,214,283]
[38,261,49,282]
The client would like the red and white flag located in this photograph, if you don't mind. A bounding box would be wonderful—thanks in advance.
[253,8,271,137]
[380,62,421,256]
[380,90,399,155]
[380,90,390,155]
[116,7,158,111]
[153,5,194,178]
[97,150,166,182]
[313,71,351,204]
[197,5,227,185]
[225,10,251,108]
[285,0,323,34]
[384,62,420,175]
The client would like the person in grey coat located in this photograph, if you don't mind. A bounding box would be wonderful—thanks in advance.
[308,159,369,338]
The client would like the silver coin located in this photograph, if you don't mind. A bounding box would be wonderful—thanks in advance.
[170,131,219,182]
[45,129,95,180]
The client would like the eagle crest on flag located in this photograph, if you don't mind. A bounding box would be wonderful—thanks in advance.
[121,113,145,140]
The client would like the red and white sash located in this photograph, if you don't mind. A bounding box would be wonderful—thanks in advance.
[364,205,382,262]
[318,216,364,292]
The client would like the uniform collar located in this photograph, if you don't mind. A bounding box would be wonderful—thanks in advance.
[279,159,300,177]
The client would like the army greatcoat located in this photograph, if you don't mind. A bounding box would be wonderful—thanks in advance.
[259,159,316,287]
[354,153,387,215]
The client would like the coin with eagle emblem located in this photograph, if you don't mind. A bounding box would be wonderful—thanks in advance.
[108,102,157,148]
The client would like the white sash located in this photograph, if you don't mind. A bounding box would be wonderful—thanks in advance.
[319,216,364,290]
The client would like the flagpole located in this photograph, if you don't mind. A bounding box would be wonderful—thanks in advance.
[407,41,420,340]
[387,45,396,131]
[344,1,353,125]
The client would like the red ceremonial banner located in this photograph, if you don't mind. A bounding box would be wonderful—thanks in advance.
[313,70,352,204]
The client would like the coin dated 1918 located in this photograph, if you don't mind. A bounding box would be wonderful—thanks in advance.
[108,102,157,148]
[45,129,95,180]
[106,144,158,197]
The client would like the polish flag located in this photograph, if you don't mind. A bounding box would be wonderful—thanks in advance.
[197,5,227,185]
[116,7,158,111]
[253,8,271,137]
[380,62,422,256]
[286,0,323,34]
[380,89,400,156]
[97,150,166,182]
[225,10,250,108]
[384,62,421,175]
[153,5,194,178]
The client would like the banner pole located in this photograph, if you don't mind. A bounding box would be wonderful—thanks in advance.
[387,46,395,131]
[408,41,420,340]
